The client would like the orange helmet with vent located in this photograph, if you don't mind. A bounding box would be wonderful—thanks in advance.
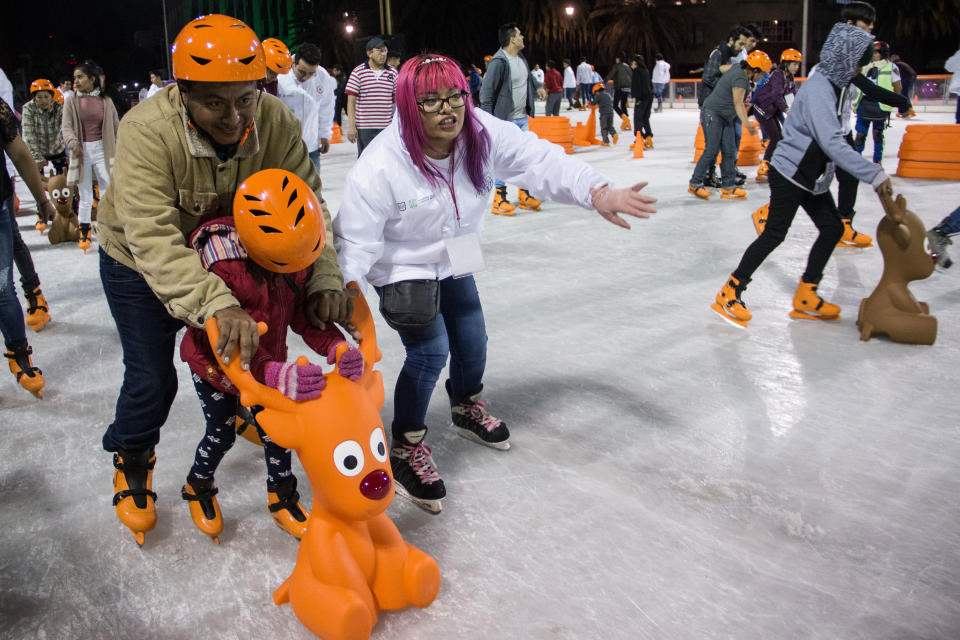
[54,89,64,103]
[746,50,773,74]
[171,14,265,82]
[30,79,56,94]
[262,38,292,74]
[780,48,802,63]
[234,169,326,274]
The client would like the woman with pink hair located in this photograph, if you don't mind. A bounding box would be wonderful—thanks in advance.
[334,53,657,514]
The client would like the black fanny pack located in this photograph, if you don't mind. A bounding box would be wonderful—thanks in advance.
[378,279,440,331]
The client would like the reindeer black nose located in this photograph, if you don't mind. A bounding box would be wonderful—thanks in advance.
[359,470,391,500]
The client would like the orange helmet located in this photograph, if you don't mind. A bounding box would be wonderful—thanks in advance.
[261,38,292,74]
[780,48,802,63]
[30,79,56,94]
[592,82,604,93]
[171,14,265,82]
[54,89,64,103]
[234,169,325,274]
[746,50,773,74]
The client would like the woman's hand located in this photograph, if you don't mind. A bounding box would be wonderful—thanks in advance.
[70,141,82,157]
[590,183,658,229]
[212,306,259,370]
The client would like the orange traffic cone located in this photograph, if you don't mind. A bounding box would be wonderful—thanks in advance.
[330,123,344,144]
[632,134,644,158]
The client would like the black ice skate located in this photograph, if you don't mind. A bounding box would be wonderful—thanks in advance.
[446,380,510,450]
[390,427,445,514]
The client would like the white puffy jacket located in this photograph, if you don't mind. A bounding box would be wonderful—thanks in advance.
[946,50,960,96]
[278,68,336,152]
[334,109,608,288]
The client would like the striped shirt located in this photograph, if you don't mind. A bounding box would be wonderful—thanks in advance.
[345,62,397,129]
[21,99,65,160]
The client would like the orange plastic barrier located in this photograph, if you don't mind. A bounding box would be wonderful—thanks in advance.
[572,105,603,147]
[527,115,575,154]
[693,120,762,166]
[896,124,960,179]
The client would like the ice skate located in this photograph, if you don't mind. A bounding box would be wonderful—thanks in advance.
[756,160,769,181]
[517,189,542,211]
[620,115,631,131]
[720,187,746,200]
[789,280,841,321]
[24,287,51,332]
[836,218,873,248]
[390,427,445,514]
[644,135,654,149]
[235,404,264,446]
[710,274,751,328]
[612,133,619,145]
[688,185,710,200]
[752,204,769,236]
[112,448,157,546]
[447,380,510,450]
[35,216,47,233]
[78,223,92,252]
[4,340,45,397]
[182,475,223,544]
[491,186,515,216]
[927,229,953,269]
[735,170,747,186]
[267,476,309,539]
[704,167,721,189]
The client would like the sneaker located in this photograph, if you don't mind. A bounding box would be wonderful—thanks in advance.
[927,229,953,268]
[390,427,445,514]
[446,380,510,450]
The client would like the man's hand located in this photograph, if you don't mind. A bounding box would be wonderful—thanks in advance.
[875,178,894,199]
[38,200,56,225]
[306,289,361,340]
[212,306,259,370]
[590,183,658,230]
[537,87,547,101]
[69,141,82,156]
[745,122,757,136]
[319,138,330,154]
[347,126,358,143]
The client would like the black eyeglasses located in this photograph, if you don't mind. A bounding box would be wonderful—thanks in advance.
[417,91,468,113]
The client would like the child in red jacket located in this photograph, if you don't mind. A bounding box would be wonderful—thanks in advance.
[178,169,362,543]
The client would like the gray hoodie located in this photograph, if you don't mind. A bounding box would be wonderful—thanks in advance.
[771,23,887,194]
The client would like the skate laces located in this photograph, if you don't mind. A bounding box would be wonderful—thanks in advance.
[399,442,441,484]
[460,400,503,432]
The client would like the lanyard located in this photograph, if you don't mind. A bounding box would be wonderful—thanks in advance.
[430,152,462,227]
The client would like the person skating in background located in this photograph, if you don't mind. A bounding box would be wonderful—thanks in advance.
[710,23,892,329]
[562,58,577,110]
[752,49,801,181]
[260,38,293,96]
[278,42,336,173]
[631,55,654,148]
[22,79,66,176]
[146,69,166,99]
[59,79,74,102]
[330,64,347,127]
[652,53,670,112]
[95,14,353,546]
[854,41,901,164]
[605,52,633,131]
[334,53,656,513]
[0,96,56,397]
[544,59,563,116]
[889,53,917,117]
[688,51,769,200]
[531,63,545,87]
[178,169,363,543]
[62,60,120,252]
[480,22,547,215]
[345,37,399,156]
[699,26,751,188]
[943,40,960,124]
[468,63,482,107]
[927,205,960,269]
[595,81,618,145]
[576,56,594,106]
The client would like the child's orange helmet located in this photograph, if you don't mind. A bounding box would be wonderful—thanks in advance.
[262,38,293,74]
[780,48,802,63]
[30,79,56,94]
[54,89,64,104]
[592,82,604,93]
[234,169,326,274]
[171,14,265,82]
[746,50,773,74]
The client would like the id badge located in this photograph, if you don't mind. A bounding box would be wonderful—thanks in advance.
[444,232,485,277]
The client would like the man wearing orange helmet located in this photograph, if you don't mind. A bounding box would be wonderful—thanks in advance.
[94,14,353,546]
[261,37,292,96]
[22,79,66,176]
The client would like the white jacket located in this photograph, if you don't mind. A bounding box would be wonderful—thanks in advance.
[278,68,336,152]
[576,62,593,84]
[653,60,671,84]
[334,109,608,288]
[563,66,577,89]
[946,50,960,96]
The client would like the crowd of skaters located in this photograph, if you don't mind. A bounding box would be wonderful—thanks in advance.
[0,4,958,542]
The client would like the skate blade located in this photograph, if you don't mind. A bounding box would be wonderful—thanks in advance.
[836,240,873,248]
[788,310,841,321]
[516,204,541,211]
[710,303,748,329]
[492,209,516,216]
[394,484,442,515]
[455,427,511,451]
[131,531,145,546]
[212,536,221,545]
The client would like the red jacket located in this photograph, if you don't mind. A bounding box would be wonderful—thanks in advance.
[179,216,345,394]
[544,68,563,94]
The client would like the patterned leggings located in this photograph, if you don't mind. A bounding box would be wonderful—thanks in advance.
[189,373,293,486]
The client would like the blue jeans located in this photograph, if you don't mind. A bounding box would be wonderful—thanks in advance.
[99,249,185,452]
[495,117,530,189]
[935,205,960,235]
[378,275,487,440]
[733,115,743,155]
[0,197,26,346]
[308,149,322,174]
[691,109,738,189]
[580,82,594,105]
[653,83,665,109]
[564,87,576,108]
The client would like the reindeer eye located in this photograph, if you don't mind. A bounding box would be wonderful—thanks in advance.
[333,440,364,477]
[62,187,71,198]
[51,189,61,199]
[369,428,387,463]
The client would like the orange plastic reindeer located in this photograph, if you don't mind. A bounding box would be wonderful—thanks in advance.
[205,283,441,640]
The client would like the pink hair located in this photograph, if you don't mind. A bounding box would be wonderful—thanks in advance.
[395,53,491,194]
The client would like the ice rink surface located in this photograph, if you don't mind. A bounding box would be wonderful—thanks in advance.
[1,106,959,640]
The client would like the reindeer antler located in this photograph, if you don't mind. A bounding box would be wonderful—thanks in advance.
[344,282,382,377]
[880,192,907,226]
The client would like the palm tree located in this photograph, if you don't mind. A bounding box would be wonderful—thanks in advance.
[588,0,686,64]
[514,0,595,62]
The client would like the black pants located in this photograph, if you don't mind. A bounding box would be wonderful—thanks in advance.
[757,115,782,162]
[733,167,844,286]
[633,97,653,138]
[834,132,860,220]
[613,90,629,118]
[7,198,39,294]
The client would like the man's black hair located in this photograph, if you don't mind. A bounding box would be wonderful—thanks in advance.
[655,53,664,61]
[498,22,519,48]
[546,59,556,69]
[294,43,323,65]
[616,51,627,61]
[841,1,876,25]
[150,69,165,80]
[745,23,762,40]
[727,26,750,43]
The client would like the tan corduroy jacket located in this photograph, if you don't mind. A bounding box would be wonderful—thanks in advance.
[97,84,344,327]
